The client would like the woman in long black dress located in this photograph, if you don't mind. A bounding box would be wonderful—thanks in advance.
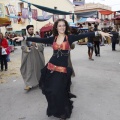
[13,19,111,120]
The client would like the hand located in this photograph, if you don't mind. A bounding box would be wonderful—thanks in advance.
[31,42,36,45]
[12,37,24,42]
[98,31,112,40]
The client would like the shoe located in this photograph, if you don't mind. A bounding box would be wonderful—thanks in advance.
[98,54,100,57]
[5,69,8,71]
[69,93,77,98]
[24,86,32,91]
[89,58,94,61]
[1,69,3,72]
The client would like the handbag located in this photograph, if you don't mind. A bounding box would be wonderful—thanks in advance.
[1,48,7,55]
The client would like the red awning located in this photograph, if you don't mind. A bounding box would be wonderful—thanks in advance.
[99,10,115,15]
[40,22,53,32]
[40,22,53,38]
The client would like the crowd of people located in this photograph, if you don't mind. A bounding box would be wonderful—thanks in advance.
[0,18,119,120]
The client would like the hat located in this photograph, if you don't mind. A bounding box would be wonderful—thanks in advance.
[26,25,34,30]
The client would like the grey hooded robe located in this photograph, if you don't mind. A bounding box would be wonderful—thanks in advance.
[20,40,45,87]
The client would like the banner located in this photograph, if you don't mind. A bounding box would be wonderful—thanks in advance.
[22,8,29,19]
[32,9,38,20]
[53,14,59,22]
[73,0,85,6]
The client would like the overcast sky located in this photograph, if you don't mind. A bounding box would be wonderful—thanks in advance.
[69,0,120,11]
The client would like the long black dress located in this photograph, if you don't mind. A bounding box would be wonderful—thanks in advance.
[26,32,95,119]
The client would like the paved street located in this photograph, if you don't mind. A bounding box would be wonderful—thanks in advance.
[0,44,120,120]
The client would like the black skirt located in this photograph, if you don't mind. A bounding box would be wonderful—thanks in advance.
[39,65,75,119]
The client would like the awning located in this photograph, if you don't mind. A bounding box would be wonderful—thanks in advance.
[37,15,53,22]
[20,0,72,15]
[75,11,98,18]
[0,17,10,24]
[77,17,96,23]
[77,18,87,23]
[99,10,115,15]
[40,22,53,38]
[6,15,20,19]
[0,17,11,27]
[40,22,53,32]
[68,22,76,27]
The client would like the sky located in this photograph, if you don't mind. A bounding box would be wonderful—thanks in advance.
[69,0,120,11]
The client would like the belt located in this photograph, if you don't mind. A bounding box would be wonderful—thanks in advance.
[47,63,67,73]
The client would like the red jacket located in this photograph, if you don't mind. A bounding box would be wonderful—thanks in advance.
[0,38,9,55]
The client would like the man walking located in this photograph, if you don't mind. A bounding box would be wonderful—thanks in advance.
[20,25,45,90]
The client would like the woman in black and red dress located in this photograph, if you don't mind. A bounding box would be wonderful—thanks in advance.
[13,19,111,120]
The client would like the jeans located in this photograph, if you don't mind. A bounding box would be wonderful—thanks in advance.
[0,55,8,70]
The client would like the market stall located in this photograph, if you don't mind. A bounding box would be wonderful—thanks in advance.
[40,22,53,38]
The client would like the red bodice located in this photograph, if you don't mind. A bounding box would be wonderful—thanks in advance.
[52,36,70,50]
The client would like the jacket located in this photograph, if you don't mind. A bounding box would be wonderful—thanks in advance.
[0,38,9,55]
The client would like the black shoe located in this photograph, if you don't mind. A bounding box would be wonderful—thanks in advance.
[1,69,3,72]
[5,69,8,71]
[69,93,77,98]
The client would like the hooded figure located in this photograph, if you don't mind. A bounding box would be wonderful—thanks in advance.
[20,25,45,90]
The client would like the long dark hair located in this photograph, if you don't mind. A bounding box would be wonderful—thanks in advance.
[52,19,70,36]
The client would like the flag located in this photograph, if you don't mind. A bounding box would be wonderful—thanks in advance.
[22,8,29,19]
[32,9,38,20]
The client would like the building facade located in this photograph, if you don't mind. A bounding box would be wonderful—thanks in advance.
[74,3,114,28]
[0,0,74,34]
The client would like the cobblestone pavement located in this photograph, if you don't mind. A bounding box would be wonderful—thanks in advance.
[0,44,120,120]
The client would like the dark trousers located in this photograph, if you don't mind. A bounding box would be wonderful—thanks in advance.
[112,42,116,50]
[94,41,100,55]
[0,55,8,70]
